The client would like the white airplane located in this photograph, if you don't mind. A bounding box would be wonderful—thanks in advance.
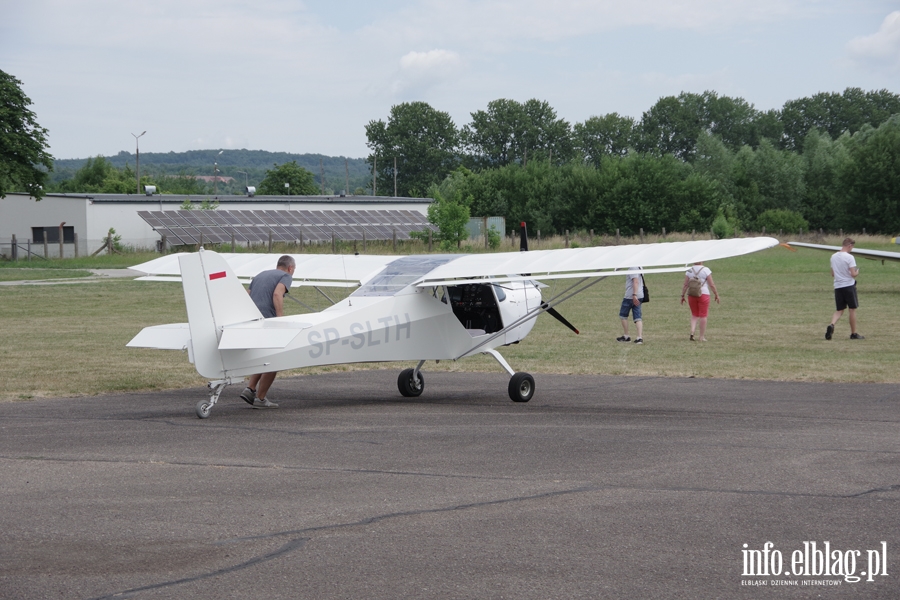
[787,241,900,263]
[128,229,778,418]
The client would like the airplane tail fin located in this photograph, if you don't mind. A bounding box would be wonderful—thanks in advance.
[519,221,528,252]
[179,249,263,378]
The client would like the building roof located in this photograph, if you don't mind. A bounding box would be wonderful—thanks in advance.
[22,193,433,205]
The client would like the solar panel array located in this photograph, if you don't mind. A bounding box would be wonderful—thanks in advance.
[137,209,437,246]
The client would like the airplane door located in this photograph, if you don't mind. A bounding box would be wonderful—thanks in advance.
[496,281,539,345]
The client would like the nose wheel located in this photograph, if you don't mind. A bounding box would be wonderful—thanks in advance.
[508,372,534,402]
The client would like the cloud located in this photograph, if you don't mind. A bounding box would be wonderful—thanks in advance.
[846,11,900,70]
[389,49,463,97]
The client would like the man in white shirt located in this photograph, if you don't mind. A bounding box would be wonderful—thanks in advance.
[617,267,644,344]
[826,238,863,340]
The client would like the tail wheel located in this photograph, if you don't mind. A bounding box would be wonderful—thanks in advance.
[196,401,212,419]
[398,368,425,397]
[508,372,534,402]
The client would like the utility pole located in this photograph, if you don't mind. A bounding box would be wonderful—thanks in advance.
[131,131,146,194]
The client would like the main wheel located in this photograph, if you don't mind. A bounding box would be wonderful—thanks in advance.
[508,372,535,402]
[196,400,212,419]
[397,368,425,397]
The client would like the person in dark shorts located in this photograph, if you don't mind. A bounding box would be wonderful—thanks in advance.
[826,238,863,340]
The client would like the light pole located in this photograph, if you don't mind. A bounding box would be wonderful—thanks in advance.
[131,131,146,194]
[213,150,223,194]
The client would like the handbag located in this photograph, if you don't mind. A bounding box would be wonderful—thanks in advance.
[641,276,649,303]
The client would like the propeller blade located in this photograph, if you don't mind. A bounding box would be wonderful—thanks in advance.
[520,221,528,252]
[543,304,579,334]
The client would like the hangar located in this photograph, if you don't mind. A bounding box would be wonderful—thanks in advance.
[0,192,433,259]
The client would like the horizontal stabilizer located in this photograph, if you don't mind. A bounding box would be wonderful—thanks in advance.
[218,321,313,349]
[127,323,191,350]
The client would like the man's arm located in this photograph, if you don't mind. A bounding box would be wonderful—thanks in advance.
[272,283,288,317]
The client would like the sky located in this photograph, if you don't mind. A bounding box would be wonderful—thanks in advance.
[2,0,899,160]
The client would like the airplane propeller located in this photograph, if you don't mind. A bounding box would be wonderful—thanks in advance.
[521,220,579,335]
[543,303,580,334]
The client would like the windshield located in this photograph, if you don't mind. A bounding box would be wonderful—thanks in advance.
[352,255,459,297]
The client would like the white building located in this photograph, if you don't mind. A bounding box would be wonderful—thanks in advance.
[0,192,433,258]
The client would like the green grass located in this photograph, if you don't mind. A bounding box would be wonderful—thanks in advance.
[0,268,94,282]
[0,235,897,401]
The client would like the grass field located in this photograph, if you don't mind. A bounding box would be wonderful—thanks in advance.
[1,235,898,401]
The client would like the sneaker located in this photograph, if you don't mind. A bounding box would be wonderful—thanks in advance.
[634,338,643,344]
[689,334,695,341]
[825,324,834,340]
[616,336,631,342]
[850,333,865,340]
[253,398,279,409]
[240,387,256,405]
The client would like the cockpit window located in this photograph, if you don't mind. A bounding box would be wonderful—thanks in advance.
[493,284,506,302]
[352,255,459,296]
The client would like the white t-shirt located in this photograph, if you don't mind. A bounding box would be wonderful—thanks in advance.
[624,267,644,300]
[831,251,857,289]
[686,265,712,296]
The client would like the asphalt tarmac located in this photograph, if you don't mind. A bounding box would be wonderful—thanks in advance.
[1,371,898,599]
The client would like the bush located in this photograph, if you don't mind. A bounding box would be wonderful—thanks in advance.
[755,209,808,234]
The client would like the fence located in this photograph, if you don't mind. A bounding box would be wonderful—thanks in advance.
[0,232,121,261]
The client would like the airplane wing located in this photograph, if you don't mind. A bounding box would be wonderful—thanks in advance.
[787,242,900,263]
[131,253,398,287]
[414,237,780,286]
[130,237,779,290]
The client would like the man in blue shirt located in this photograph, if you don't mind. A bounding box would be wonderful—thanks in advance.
[241,255,296,407]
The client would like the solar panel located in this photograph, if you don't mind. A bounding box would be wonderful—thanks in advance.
[138,208,433,247]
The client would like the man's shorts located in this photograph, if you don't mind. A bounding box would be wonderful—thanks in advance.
[619,298,642,321]
[834,285,859,311]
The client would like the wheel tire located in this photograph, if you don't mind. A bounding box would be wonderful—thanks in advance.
[397,368,425,397]
[196,401,212,419]
[508,372,534,402]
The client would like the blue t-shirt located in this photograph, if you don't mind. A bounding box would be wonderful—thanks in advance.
[248,268,292,318]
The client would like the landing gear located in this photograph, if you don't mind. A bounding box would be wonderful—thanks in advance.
[196,379,233,419]
[482,349,535,403]
[508,372,535,402]
[196,400,212,419]
[398,367,425,397]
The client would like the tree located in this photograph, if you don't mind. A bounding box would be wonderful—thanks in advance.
[840,116,900,233]
[257,161,317,195]
[366,102,459,197]
[637,91,771,160]
[573,113,635,166]
[461,98,525,168]
[426,188,470,249]
[779,88,900,152]
[0,69,53,199]
[462,98,572,169]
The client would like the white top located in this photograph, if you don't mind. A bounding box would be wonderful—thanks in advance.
[831,251,857,288]
[686,265,712,296]
[624,267,644,300]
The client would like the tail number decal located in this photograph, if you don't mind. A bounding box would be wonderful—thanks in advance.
[308,313,412,358]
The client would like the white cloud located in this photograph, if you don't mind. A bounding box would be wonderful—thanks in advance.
[389,49,463,97]
[846,11,900,70]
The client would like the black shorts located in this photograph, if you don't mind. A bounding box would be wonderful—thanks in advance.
[834,285,859,311]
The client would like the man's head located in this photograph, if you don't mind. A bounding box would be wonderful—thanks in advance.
[842,237,855,250]
[277,255,296,273]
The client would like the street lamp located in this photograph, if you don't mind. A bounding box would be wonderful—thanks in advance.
[131,131,146,194]
[214,150,223,194]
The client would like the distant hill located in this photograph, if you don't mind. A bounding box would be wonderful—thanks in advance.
[51,149,373,195]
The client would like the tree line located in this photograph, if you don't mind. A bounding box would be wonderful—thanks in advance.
[48,150,373,196]
[366,89,900,235]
